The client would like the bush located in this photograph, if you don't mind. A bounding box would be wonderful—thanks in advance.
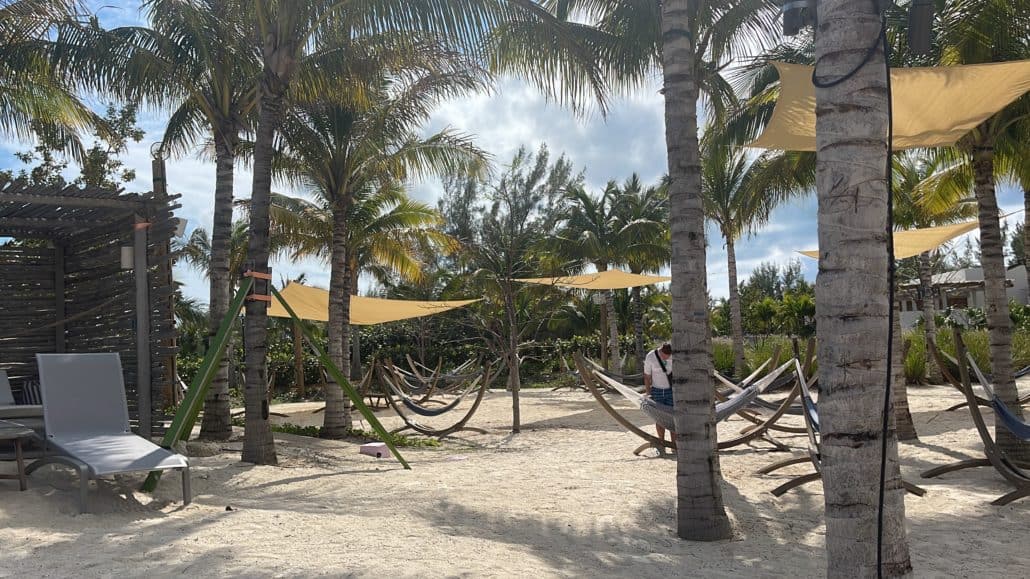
[903,332,927,384]
[712,339,735,375]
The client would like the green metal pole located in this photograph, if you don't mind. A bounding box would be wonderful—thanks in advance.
[142,276,254,492]
[270,285,410,469]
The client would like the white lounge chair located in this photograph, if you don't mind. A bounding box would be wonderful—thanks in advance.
[26,354,190,513]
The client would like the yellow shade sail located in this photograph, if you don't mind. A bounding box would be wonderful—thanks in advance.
[267,282,479,324]
[750,60,1030,151]
[799,220,980,260]
[516,269,671,290]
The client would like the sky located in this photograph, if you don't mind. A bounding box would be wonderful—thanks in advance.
[1,2,1024,306]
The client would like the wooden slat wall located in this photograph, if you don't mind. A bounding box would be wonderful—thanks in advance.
[0,189,181,436]
[0,246,56,391]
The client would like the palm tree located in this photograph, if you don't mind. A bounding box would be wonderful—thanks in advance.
[268,64,485,438]
[613,175,670,373]
[700,130,811,377]
[913,0,1030,461]
[269,187,464,437]
[125,0,261,440]
[0,0,105,158]
[238,0,609,464]
[812,1,911,575]
[552,183,628,373]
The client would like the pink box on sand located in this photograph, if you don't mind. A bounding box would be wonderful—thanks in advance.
[360,442,389,459]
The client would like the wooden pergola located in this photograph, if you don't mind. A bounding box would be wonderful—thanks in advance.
[0,175,179,436]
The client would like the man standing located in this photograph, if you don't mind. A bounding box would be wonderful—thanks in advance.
[643,342,674,445]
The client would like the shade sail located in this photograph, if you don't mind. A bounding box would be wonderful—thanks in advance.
[516,269,671,290]
[799,220,980,260]
[750,60,1030,151]
[268,282,479,324]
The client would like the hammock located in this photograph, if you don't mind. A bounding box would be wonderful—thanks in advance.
[597,358,794,432]
[379,361,496,438]
[382,364,482,418]
[968,355,1030,441]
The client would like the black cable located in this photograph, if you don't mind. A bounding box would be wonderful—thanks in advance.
[876,10,895,579]
[812,17,886,89]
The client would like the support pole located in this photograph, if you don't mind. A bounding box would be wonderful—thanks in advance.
[135,218,152,437]
[54,244,65,353]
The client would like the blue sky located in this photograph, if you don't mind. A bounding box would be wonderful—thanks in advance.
[1,2,1023,305]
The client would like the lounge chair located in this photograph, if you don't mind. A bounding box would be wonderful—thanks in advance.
[758,360,926,497]
[921,330,1030,505]
[25,354,190,513]
[0,370,44,435]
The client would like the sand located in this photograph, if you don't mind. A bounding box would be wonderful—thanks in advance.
[1,384,1027,578]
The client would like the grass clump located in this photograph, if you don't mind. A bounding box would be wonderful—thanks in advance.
[271,422,441,448]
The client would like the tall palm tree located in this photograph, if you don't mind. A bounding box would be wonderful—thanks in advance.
[0,0,105,158]
[700,130,811,377]
[914,0,1030,460]
[269,65,485,438]
[812,1,911,575]
[239,0,608,464]
[545,0,784,540]
[126,0,261,440]
[613,175,670,372]
[553,183,629,373]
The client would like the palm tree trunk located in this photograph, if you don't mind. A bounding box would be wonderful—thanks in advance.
[893,300,918,441]
[293,321,305,397]
[632,285,645,372]
[726,236,746,377]
[660,0,731,542]
[972,140,1029,461]
[606,290,621,374]
[351,326,362,381]
[814,1,910,574]
[918,252,937,382]
[505,284,521,433]
[240,86,282,465]
[199,132,236,440]
[323,202,354,438]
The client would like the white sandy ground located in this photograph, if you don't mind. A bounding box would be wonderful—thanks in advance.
[1,383,1028,578]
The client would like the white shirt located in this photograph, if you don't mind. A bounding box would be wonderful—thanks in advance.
[644,349,672,390]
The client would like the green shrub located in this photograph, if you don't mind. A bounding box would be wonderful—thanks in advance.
[746,336,798,373]
[712,339,735,376]
[903,332,927,384]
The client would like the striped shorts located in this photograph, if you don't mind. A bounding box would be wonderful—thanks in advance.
[650,387,673,407]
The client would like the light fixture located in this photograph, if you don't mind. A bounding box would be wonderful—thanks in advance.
[120,246,134,269]
[174,217,188,238]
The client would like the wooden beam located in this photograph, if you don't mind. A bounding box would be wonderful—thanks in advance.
[134,217,152,437]
[0,192,142,209]
[54,244,65,353]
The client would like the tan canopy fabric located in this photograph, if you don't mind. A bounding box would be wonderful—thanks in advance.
[516,269,671,290]
[750,60,1030,151]
[799,220,980,260]
[268,282,479,324]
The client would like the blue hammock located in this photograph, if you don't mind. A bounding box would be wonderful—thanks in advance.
[991,397,1030,441]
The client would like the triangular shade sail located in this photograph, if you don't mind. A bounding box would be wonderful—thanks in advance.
[267,282,479,324]
[799,220,980,260]
[750,60,1030,151]
[516,269,671,290]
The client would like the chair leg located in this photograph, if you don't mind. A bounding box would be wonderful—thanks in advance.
[633,442,657,456]
[757,455,810,475]
[77,464,90,514]
[181,466,192,506]
[921,458,991,479]
[14,439,27,491]
[992,486,1030,506]
[771,471,821,497]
